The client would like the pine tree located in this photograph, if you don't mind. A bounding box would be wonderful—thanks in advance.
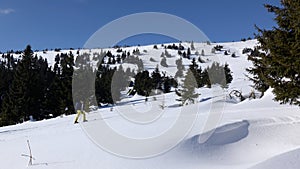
[224,63,233,86]
[95,65,115,105]
[0,53,15,116]
[247,48,269,96]
[134,70,153,97]
[189,58,201,87]
[179,69,199,105]
[162,74,178,93]
[201,49,205,56]
[42,54,62,118]
[191,41,195,50]
[187,48,191,58]
[175,58,185,78]
[151,65,162,90]
[111,65,129,102]
[248,0,300,105]
[59,52,75,115]
[1,45,41,125]
[43,70,62,118]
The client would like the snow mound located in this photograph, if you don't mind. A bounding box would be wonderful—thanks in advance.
[187,120,250,146]
[250,148,300,169]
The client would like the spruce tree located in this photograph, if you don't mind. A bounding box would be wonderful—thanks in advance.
[180,69,199,105]
[0,53,15,116]
[248,0,300,105]
[187,48,191,58]
[224,63,233,86]
[111,65,129,102]
[151,65,162,90]
[191,41,195,50]
[1,45,39,124]
[189,58,201,87]
[201,49,205,56]
[175,58,185,78]
[95,65,115,105]
[247,48,270,96]
[134,70,153,97]
[59,52,75,115]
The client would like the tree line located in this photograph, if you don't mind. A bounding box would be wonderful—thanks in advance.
[0,43,235,126]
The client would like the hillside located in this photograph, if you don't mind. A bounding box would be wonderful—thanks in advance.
[0,40,299,169]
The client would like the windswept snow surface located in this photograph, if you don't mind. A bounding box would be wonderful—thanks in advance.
[0,40,300,169]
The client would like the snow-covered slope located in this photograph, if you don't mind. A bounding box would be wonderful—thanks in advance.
[1,40,300,169]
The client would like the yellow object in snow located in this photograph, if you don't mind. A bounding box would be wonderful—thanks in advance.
[74,110,87,123]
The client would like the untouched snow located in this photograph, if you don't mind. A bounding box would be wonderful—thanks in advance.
[0,40,300,169]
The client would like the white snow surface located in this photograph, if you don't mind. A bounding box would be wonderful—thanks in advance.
[1,40,300,169]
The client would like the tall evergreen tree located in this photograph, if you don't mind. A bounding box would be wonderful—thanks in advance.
[0,53,15,115]
[189,58,201,87]
[247,48,270,96]
[111,65,129,102]
[248,0,300,105]
[1,45,40,125]
[95,65,115,105]
[59,52,75,115]
[179,69,199,105]
[151,65,162,90]
[134,70,153,97]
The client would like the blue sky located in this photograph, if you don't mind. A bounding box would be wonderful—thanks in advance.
[0,0,281,51]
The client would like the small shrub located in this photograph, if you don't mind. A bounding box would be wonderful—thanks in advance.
[160,57,168,67]
[54,48,61,52]
[150,57,157,62]
[242,48,253,54]
[231,53,238,58]
[116,48,123,53]
[214,45,223,51]
[224,51,229,55]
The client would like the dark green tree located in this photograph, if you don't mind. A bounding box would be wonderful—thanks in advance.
[59,52,75,115]
[134,70,153,97]
[248,0,300,105]
[151,65,162,90]
[224,63,233,86]
[0,45,43,125]
[247,48,270,96]
[95,65,115,105]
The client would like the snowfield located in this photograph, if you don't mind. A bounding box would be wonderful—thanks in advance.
[0,40,299,169]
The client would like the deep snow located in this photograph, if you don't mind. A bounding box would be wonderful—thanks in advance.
[0,40,299,169]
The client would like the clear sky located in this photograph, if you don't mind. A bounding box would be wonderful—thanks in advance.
[0,0,281,52]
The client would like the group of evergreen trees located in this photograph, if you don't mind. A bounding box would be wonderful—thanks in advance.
[187,58,232,88]
[0,42,234,126]
[177,58,233,105]
[0,46,75,126]
[133,66,178,98]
